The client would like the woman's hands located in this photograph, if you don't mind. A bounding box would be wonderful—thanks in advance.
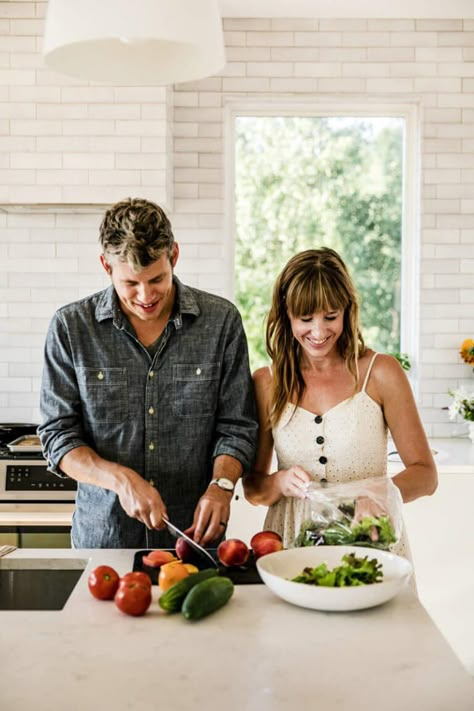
[352,494,386,524]
[274,465,312,499]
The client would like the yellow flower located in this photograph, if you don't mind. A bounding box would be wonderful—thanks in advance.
[460,338,474,366]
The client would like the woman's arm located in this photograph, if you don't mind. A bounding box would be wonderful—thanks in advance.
[242,367,311,506]
[371,355,438,503]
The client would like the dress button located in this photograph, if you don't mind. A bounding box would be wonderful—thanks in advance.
[149,442,155,451]
[314,415,323,424]
[149,371,155,379]
[148,406,155,415]
[316,436,324,445]
[319,456,327,464]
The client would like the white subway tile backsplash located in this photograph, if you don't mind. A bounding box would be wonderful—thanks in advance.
[247,32,293,47]
[272,19,318,32]
[435,274,474,288]
[9,362,43,377]
[294,31,342,47]
[270,47,320,61]
[0,13,472,430]
[5,258,78,273]
[0,377,31,392]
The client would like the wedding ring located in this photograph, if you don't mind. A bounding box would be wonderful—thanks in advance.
[219,521,228,527]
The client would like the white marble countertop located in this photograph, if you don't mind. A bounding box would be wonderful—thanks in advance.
[0,547,473,711]
[386,436,474,474]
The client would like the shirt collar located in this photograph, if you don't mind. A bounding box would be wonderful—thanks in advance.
[94,277,200,329]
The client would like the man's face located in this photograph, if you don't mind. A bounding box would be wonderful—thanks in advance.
[101,246,178,323]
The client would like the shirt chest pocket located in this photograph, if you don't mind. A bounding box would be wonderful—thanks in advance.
[173,362,220,418]
[77,367,128,424]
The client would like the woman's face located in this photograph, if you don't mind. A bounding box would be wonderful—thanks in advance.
[288,308,345,360]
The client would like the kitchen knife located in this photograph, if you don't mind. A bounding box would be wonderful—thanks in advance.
[162,517,219,568]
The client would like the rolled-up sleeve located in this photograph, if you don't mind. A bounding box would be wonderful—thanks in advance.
[212,308,258,472]
[38,312,87,476]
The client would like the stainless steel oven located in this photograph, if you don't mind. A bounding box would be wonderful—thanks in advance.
[0,424,76,548]
[0,423,77,504]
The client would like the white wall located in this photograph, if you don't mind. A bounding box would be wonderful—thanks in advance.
[1,6,473,435]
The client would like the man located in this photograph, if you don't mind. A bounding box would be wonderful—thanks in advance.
[38,198,257,549]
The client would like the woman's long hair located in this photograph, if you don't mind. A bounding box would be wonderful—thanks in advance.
[266,248,365,428]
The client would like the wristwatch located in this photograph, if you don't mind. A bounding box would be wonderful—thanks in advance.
[209,477,235,492]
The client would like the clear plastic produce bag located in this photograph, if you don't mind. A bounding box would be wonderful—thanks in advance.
[294,476,403,551]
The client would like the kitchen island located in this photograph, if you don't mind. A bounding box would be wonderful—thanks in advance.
[1,547,473,711]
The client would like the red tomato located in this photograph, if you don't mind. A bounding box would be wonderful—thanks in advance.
[88,565,120,600]
[114,581,152,616]
[119,571,152,588]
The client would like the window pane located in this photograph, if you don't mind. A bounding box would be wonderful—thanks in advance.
[235,116,404,370]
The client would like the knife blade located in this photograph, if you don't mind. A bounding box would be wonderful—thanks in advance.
[162,517,219,568]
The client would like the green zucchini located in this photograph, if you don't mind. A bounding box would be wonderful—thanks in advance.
[181,576,234,621]
[158,568,219,612]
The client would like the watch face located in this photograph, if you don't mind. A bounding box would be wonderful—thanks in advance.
[214,478,234,491]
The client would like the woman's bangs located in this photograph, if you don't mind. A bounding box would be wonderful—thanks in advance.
[287,272,347,317]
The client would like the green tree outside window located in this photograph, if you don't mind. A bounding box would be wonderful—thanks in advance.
[234,116,403,371]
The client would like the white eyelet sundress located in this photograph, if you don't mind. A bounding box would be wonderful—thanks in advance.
[263,353,411,561]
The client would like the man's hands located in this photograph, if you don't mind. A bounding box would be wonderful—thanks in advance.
[182,453,243,545]
[116,470,168,530]
[185,484,232,546]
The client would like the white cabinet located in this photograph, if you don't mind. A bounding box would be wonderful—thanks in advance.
[403,469,474,675]
[227,480,266,544]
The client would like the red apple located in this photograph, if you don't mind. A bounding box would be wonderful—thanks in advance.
[175,536,199,564]
[217,538,250,567]
[250,530,282,549]
[252,533,284,560]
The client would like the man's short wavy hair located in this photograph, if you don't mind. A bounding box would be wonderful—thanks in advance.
[99,198,175,272]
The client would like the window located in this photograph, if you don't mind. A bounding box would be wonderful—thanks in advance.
[228,103,419,373]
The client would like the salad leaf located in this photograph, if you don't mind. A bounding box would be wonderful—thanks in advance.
[291,553,383,587]
[295,511,397,550]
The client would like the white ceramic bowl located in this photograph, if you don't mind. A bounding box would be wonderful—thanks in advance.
[256,545,412,612]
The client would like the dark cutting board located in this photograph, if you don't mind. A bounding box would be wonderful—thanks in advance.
[133,549,263,585]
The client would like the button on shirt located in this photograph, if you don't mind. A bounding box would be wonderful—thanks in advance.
[38,277,258,548]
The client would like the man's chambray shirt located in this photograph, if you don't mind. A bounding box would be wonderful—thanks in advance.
[38,277,257,549]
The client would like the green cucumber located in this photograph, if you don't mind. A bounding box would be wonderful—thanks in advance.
[181,576,234,621]
[158,568,219,612]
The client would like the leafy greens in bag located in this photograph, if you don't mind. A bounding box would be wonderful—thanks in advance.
[295,477,402,551]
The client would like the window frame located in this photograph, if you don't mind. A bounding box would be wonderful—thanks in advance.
[224,98,421,390]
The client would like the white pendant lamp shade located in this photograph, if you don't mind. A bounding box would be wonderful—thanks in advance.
[42,0,226,85]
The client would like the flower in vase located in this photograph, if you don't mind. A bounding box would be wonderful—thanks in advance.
[448,387,474,423]
[460,338,474,369]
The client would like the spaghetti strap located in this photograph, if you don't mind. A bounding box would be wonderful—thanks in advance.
[361,352,378,392]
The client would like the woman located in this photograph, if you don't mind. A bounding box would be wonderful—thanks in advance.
[243,248,437,556]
